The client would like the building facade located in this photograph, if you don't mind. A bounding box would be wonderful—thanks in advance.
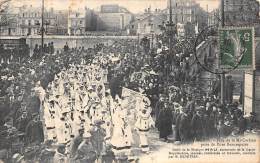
[0,13,19,36]
[166,0,207,32]
[0,5,68,36]
[126,8,167,35]
[224,0,260,26]
[96,5,133,31]
[54,10,68,35]
[18,5,57,36]
[68,7,86,36]
[208,9,219,26]
[167,0,198,24]
[85,8,97,31]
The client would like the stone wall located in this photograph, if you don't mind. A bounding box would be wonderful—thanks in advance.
[25,35,138,55]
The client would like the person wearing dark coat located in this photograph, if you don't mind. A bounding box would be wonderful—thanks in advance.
[217,120,233,138]
[154,95,165,128]
[225,75,234,104]
[25,114,44,145]
[185,96,195,112]
[50,42,55,54]
[212,77,221,99]
[157,102,173,141]
[64,42,69,52]
[208,108,218,138]
[70,128,84,159]
[109,74,123,99]
[191,107,206,141]
[179,107,191,143]
[236,110,247,135]
[174,112,182,141]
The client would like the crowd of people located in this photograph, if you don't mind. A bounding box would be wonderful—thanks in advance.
[0,34,259,163]
[0,43,30,64]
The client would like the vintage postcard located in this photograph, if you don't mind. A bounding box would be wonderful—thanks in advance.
[0,0,259,163]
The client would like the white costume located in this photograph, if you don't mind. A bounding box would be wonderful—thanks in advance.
[135,102,154,152]
[43,100,56,140]
[111,102,133,155]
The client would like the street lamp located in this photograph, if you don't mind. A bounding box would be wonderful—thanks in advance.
[164,0,177,94]
[41,0,44,55]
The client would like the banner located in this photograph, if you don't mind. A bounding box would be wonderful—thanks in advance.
[130,71,149,82]
[121,87,145,125]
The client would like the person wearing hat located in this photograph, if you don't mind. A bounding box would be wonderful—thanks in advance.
[89,101,103,125]
[69,128,85,159]
[135,99,154,153]
[54,144,68,163]
[71,103,82,139]
[154,94,165,128]
[110,103,133,156]
[25,114,44,145]
[235,109,247,135]
[90,120,106,159]
[56,111,71,145]
[43,99,56,140]
[190,106,206,141]
[225,75,234,104]
[178,107,192,144]
[157,102,173,142]
[39,140,56,163]
[73,132,97,163]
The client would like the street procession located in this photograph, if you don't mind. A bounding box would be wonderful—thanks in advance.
[0,0,260,162]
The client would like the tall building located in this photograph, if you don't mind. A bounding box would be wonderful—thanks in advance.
[208,9,219,26]
[0,12,19,36]
[167,0,197,24]
[18,5,57,36]
[96,4,133,31]
[54,10,68,35]
[126,8,167,35]
[0,5,68,36]
[68,7,86,35]
[223,0,260,26]
[85,8,98,31]
[166,0,207,32]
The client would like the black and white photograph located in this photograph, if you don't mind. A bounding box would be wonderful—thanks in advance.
[0,0,260,163]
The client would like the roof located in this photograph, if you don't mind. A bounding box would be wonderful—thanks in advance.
[127,13,166,27]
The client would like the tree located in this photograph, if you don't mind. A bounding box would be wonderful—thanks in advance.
[0,0,11,13]
[0,0,15,34]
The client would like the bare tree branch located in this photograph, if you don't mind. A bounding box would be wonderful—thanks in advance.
[0,0,11,12]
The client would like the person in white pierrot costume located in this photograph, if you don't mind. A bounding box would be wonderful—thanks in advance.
[89,98,103,125]
[135,98,155,153]
[43,97,57,141]
[70,98,82,138]
[56,100,72,145]
[110,95,133,157]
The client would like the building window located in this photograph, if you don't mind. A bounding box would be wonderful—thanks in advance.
[35,20,39,25]
[132,25,134,29]
[23,13,25,17]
